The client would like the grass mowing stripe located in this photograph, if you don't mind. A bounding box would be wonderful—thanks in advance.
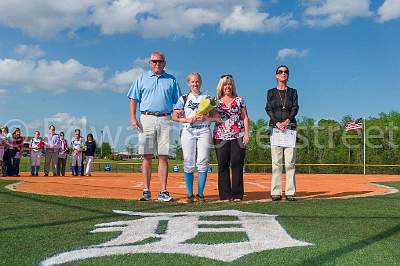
[185,232,249,244]
[298,223,400,266]
[132,237,161,246]
[155,220,168,235]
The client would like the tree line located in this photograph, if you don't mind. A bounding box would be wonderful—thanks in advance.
[176,111,400,174]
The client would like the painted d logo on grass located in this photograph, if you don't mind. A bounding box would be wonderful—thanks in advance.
[39,210,311,265]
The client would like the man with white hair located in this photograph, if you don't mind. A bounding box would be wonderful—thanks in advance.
[128,51,182,202]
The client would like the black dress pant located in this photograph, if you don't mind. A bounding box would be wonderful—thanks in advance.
[57,158,66,176]
[214,138,246,200]
[8,149,17,176]
[2,149,12,176]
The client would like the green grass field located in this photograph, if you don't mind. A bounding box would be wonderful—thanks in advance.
[0,180,399,265]
[17,157,180,173]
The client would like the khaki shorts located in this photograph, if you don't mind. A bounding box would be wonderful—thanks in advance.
[138,114,173,156]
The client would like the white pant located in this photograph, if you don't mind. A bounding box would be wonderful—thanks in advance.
[271,145,296,196]
[85,156,94,175]
[181,127,211,173]
[0,148,4,160]
[30,151,41,166]
[71,151,83,166]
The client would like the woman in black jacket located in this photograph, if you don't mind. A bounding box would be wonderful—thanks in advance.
[84,133,97,176]
[265,65,299,202]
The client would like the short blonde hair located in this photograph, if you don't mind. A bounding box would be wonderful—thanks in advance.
[186,72,202,83]
[216,75,238,99]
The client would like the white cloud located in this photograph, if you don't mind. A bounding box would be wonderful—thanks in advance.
[378,0,400,22]
[14,44,46,60]
[221,5,297,32]
[28,113,88,137]
[133,57,150,68]
[29,113,86,128]
[91,0,149,34]
[0,58,105,93]
[109,67,145,93]
[0,54,147,94]
[26,113,124,149]
[138,4,221,38]
[1,113,89,137]
[46,113,87,131]
[0,0,297,38]
[276,48,308,60]
[0,0,99,38]
[303,0,372,27]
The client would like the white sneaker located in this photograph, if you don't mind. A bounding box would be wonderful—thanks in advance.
[158,191,173,202]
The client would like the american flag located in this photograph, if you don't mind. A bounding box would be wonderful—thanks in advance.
[345,118,363,131]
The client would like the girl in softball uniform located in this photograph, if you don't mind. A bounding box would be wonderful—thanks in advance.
[0,130,5,177]
[29,130,44,176]
[172,72,218,202]
[1,126,12,176]
[70,129,85,176]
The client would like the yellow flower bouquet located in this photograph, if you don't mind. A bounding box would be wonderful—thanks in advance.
[196,96,218,115]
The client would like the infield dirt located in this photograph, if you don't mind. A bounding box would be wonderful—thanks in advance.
[2,173,400,203]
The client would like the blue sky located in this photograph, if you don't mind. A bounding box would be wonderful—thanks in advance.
[1,0,400,150]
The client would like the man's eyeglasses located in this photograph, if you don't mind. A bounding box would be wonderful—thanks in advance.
[151,60,165,64]
[276,70,289,75]
[220,74,233,79]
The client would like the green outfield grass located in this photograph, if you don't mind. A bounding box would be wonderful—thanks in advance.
[0,180,399,265]
[17,157,182,173]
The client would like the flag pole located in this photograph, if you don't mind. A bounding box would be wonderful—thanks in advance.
[363,117,366,175]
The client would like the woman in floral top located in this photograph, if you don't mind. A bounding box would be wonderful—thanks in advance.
[213,74,249,201]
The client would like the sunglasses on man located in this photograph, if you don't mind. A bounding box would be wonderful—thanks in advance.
[276,70,289,75]
[150,60,165,64]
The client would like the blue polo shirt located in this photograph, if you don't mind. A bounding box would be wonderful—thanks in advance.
[127,71,182,113]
